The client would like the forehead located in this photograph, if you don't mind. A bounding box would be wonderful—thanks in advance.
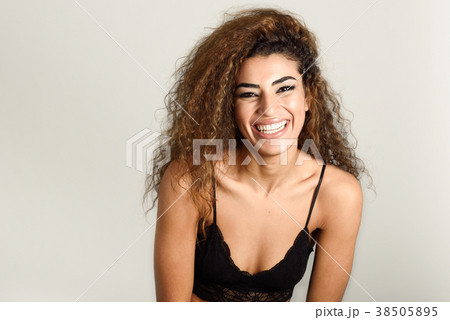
[236,54,300,82]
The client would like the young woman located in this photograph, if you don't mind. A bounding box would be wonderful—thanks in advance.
[145,8,371,302]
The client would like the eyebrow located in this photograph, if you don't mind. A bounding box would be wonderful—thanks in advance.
[235,76,296,90]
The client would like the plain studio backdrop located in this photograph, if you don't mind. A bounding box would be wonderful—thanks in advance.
[1,0,449,302]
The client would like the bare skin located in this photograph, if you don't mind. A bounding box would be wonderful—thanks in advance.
[188,153,361,302]
[154,54,363,302]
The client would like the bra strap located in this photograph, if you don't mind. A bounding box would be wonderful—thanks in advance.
[304,162,326,230]
[212,176,217,226]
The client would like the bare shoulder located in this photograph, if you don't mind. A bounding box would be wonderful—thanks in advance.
[321,164,362,202]
[162,159,193,191]
[158,160,200,222]
[305,163,363,302]
[154,160,200,301]
[319,163,363,230]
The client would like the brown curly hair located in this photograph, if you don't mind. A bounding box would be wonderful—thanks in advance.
[143,8,373,239]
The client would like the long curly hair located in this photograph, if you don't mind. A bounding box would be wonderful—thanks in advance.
[143,8,373,239]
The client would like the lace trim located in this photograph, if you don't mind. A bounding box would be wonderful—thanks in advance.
[209,224,314,277]
[193,279,293,302]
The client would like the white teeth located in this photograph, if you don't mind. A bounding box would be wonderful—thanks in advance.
[255,120,287,134]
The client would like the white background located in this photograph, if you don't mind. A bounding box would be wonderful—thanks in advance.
[1,0,449,301]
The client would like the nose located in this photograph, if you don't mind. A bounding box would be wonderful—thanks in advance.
[258,92,279,117]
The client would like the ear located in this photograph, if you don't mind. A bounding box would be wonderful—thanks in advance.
[304,97,310,112]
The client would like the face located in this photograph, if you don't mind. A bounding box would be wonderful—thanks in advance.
[233,53,309,156]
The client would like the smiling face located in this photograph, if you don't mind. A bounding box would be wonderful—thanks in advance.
[233,53,309,156]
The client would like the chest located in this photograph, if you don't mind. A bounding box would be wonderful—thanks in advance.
[208,180,322,275]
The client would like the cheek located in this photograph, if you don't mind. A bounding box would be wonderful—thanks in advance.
[295,113,308,135]
[233,105,249,123]
[233,107,254,137]
[288,102,307,132]
[286,96,305,112]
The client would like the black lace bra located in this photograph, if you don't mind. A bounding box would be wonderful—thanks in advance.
[193,163,326,302]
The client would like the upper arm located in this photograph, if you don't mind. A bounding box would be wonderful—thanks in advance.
[306,169,363,302]
[153,161,200,301]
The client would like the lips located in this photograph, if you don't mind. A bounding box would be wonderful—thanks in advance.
[251,119,290,139]
[255,120,287,132]
[253,118,289,126]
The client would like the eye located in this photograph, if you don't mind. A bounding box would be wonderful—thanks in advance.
[238,92,258,98]
[277,85,295,93]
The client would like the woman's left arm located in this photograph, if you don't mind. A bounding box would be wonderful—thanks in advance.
[306,172,363,302]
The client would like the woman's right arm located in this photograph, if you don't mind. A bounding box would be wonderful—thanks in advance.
[154,162,200,301]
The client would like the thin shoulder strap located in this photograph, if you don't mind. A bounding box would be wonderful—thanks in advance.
[304,162,326,230]
[212,175,217,225]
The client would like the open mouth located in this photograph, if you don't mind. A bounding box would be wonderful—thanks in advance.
[254,120,288,135]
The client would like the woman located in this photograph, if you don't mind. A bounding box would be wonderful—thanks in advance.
[144,8,371,302]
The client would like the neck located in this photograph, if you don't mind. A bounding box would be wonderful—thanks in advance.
[235,143,305,195]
